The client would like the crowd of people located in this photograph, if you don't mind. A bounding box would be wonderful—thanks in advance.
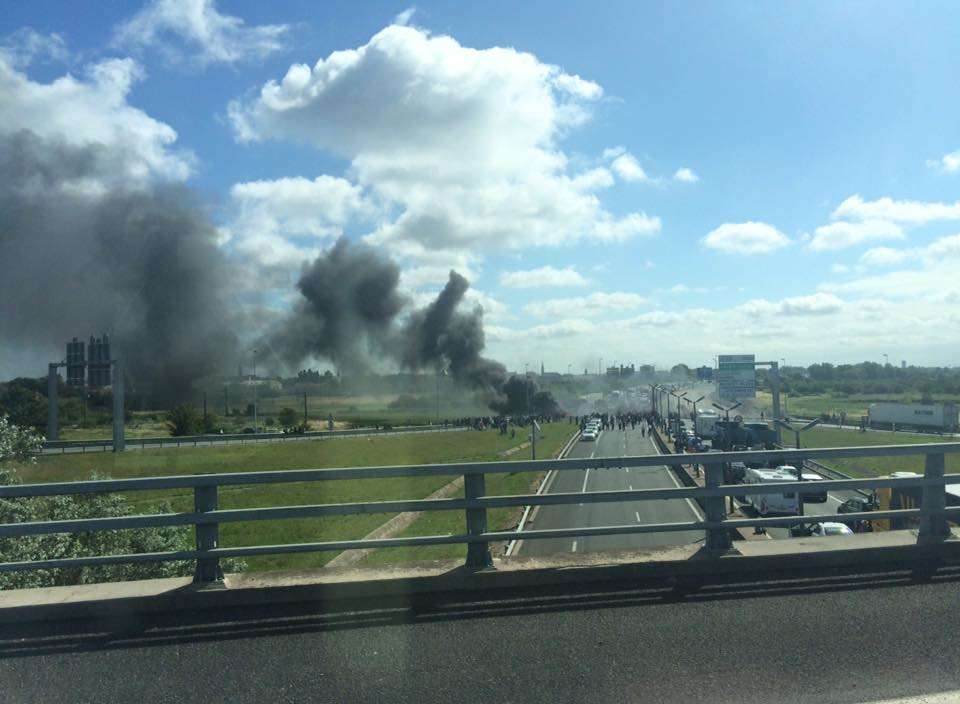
[439,413,566,433]
[574,411,655,434]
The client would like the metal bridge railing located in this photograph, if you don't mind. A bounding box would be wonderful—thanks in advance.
[3,443,960,582]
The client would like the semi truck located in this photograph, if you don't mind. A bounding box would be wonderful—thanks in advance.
[694,411,720,439]
[712,419,777,451]
[867,402,958,433]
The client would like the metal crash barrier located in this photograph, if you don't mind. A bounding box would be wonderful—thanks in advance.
[3,443,960,582]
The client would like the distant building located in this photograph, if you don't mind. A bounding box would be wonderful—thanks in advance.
[696,366,714,381]
[606,364,635,378]
[87,334,111,388]
[639,364,655,377]
[902,360,907,369]
[66,337,85,387]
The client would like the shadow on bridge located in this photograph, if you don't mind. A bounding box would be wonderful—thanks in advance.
[3,560,958,660]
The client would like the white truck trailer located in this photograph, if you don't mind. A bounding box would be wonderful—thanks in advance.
[695,411,720,438]
[867,403,958,433]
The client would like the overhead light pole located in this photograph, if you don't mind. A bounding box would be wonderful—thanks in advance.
[690,394,705,424]
[712,401,742,422]
[669,390,688,440]
[777,417,822,525]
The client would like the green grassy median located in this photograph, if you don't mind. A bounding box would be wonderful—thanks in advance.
[17,423,575,572]
[798,426,960,478]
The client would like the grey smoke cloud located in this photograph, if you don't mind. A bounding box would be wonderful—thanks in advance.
[0,129,236,404]
[266,238,508,395]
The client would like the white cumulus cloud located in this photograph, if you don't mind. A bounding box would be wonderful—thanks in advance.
[928,150,960,174]
[809,219,904,251]
[739,292,843,317]
[673,167,698,183]
[113,0,290,66]
[523,291,647,318]
[859,246,913,268]
[0,53,194,186]
[610,152,648,182]
[500,266,589,289]
[702,222,791,254]
[832,194,960,225]
[229,25,655,262]
[223,175,374,267]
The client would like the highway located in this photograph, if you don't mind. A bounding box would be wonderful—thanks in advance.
[516,424,703,556]
[5,565,960,703]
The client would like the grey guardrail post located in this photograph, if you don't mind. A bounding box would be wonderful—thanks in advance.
[464,472,493,569]
[705,462,732,551]
[193,485,223,583]
[918,452,949,544]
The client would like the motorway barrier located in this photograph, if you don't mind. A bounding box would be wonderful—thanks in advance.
[40,424,466,454]
[3,443,960,582]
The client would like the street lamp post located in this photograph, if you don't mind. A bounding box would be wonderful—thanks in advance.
[690,395,705,426]
[777,418,822,527]
[669,391,687,440]
[711,401,742,422]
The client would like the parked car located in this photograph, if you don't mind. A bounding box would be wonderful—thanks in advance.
[836,495,878,532]
[809,521,854,537]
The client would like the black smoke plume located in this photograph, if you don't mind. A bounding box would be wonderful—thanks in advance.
[0,130,236,405]
[401,271,507,394]
[266,239,553,412]
[265,238,405,375]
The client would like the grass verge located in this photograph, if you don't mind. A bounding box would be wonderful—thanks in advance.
[799,426,960,478]
[358,427,576,565]
[16,423,572,572]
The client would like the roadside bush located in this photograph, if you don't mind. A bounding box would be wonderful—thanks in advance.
[0,417,245,589]
[166,404,203,436]
[278,407,298,429]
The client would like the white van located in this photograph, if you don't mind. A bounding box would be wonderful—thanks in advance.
[743,467,798,515]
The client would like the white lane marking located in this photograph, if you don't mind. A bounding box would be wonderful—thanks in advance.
[581,468,591,493]
[635,511,642,522]
[571,540,578,552]
[867,693,960,704]
[649,433,705,520]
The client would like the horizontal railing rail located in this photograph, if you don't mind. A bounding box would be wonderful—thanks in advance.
[40,424,467,453]
[4,442,960,579]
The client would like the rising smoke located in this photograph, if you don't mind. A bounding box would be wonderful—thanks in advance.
[265,238,406,376]
[0,130,553,412]
[265,238,511,401]
[0,130,237,405]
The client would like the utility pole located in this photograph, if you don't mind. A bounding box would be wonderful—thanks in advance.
[224,386,228,416]
[304,391,308,429]
[435,368,440,422]
[112,359,124,452]
[202,391,207,420]
[252,350,258,433]
[47,363,59,441]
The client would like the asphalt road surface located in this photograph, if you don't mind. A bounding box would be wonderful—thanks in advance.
[6,565,960,704]
[517,424,703,555]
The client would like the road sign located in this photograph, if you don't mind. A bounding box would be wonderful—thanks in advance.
[717,354,756,400]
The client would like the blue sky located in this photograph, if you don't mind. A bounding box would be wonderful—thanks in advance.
[4,1,960,373]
